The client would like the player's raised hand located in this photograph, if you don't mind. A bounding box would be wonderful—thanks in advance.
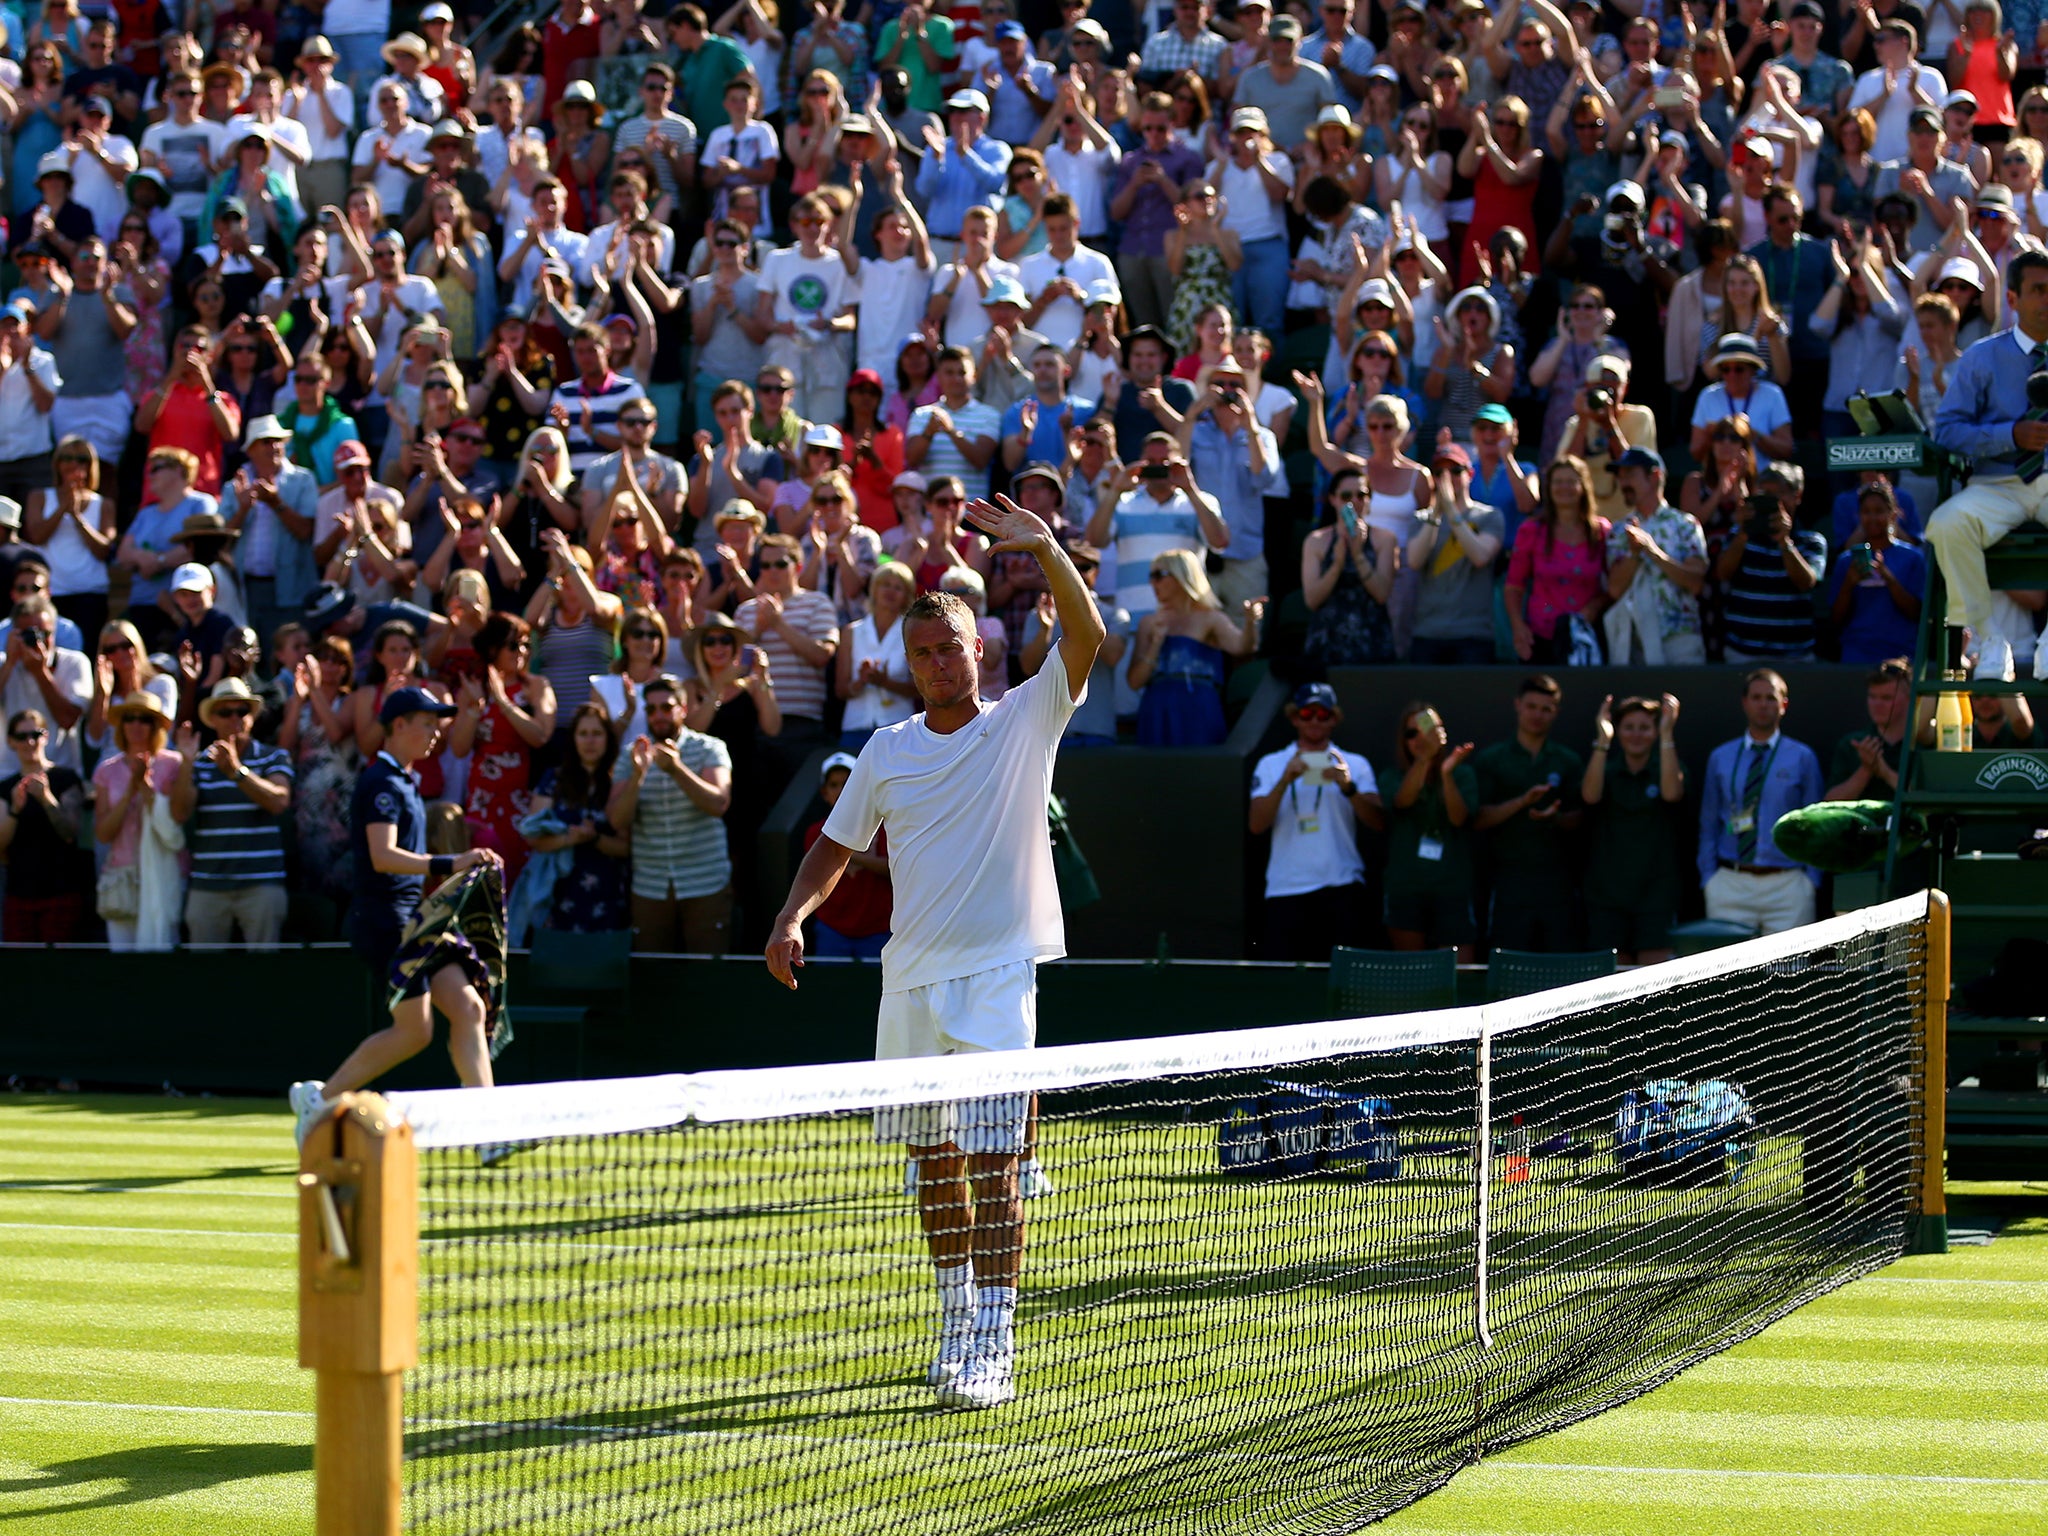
[962,494,1053,555]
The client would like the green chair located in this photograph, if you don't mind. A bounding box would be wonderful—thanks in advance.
[1327,947,1458,1018]
[1669,919,1760,957]
[1486,948,1618,1000]
[511,928,633,1079]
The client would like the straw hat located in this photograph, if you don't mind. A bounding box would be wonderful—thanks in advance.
[112,689,173,731]
[198,677,262,730]
[1308,104,1360,145]
[380,31,428,66]
[556,80,604,122]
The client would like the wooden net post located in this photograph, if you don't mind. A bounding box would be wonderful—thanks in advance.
[298,1092,419,1535]
[1910,890,1950,1255]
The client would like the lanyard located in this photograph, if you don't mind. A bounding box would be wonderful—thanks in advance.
[1287,780,1326,818]
[1727,737,1781,807]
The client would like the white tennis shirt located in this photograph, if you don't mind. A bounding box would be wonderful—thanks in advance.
[822,659,1082,995]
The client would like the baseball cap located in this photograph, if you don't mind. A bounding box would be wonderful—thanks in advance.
[217,195,249,221]
[1614,446,1665,473]
[840,113,874,135]
[332,439,372,470]
[1788,0,1824,17]
[1908,104,1942,130]
[420,1,455,19]
[1012,461,1065,493]
[981,274,1028,308]
[1357,277,1397,309]
[820,751,860,780]
[1943,88,1978,112]
[893,470,929,493]
[1269,14,1301,38]
[946,88,990,113]
[1432,442,1471,471]
[1084,278,1123,307]
[1473,403,1513,426]
[429,117,469,143]
[849,368,885,390]
[1230,106,1270,133]
[169,562,215,593]
[995,19,1028,38]
[0,297,35,325]
[1290,681,1339,712]
[1936,255,1985,289]
[1071,17,1110,40]
[378,684,460,727]
[801,423,845,450]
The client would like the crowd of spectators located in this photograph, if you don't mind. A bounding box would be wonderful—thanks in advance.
[0,0,2041,960]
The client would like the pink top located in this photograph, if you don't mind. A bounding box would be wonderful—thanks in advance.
[91,749,184,869]
[1506,517,1610,639]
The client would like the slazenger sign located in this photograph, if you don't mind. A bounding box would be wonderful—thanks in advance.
[1974,754,2048,791]
[1826,439,1922,469]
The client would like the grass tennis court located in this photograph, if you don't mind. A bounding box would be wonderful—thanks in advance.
[4,1093,2048,1535]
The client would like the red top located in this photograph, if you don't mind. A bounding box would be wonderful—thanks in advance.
[1506,516,1610,640]
[541,16,603,112]
[846,427,906,532]
[148,383,242,496]
[806,820,891,938]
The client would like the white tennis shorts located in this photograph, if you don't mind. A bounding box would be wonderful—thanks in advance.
[874,960,1036,1154]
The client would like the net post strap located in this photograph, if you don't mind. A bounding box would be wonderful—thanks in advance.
[1474,1026,1493,1356]
[386,891,1935,1150]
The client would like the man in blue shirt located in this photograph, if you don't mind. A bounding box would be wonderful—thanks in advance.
[1747,186,1832,428]
[998,345,1094,477]
[982,23,1057,146]
[291,684,503,1148]
[915,89,1009,258]
[1929,247,2048,682]
[1177,358,1277,609]
[1695,667,1825,935]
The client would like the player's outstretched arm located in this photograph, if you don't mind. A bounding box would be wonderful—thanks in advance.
[964,495,1104,699]
[766,833,857,990]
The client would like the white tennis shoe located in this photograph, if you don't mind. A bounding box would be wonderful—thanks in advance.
[936,1351,1015,1410]
[1019,1157,1054,1200]
[289,1081,329,1150]
[927,1315,973,1388]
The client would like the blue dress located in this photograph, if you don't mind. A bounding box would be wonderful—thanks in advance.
[12,100,60,221]
[533,769,631,934]
[1137,633,1227,747]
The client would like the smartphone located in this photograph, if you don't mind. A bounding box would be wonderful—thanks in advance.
[1412,707,1439,736]
[740,644,761,671]
[1654,86,1686,110]
[1338,499,1359,538]
[1297,750,1333,783]
[1140,463,1170,481]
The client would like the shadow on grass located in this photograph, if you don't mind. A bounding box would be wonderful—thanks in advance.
[0,1165,289,1194]
[2,1094,286,1121]
[0,1440,309,1519]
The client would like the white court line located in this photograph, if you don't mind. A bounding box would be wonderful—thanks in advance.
[1500,1461,2048,1489]
[0,1221,292,1241]
[0,1395,309,1420]
[6,1395,2048,1490]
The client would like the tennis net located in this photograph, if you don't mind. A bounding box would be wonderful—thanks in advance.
[355,892,1938,1536]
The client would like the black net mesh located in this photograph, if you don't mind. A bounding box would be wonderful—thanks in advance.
[398,913,1928,1536]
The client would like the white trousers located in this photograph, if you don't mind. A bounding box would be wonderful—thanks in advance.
[1925,473,2048,629]
[1703,866,1815,937]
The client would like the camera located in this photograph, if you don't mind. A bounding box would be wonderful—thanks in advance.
[1140,463,1170,481]
[1598,180,1647,261]
[1586,386,1613,414]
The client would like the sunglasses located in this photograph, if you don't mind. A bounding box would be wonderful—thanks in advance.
[423,380,454,391]
[714,237,743,249]
[449,432,485,445]
[619,416,654,427]
[212,705,254,720]
[1359,349,1394,361]
[703,633,737,646]
[101,639,135,655]
[1365,420,1399,432]
[756,382,788,393]
[929,494,961,507]
[626,628,660,640]
[759,558,795,570]
[1148,568,1172,580]
[1295,707,1333,723]
[1332,489,1367,503]
[9,723,47,743]
[814,492,845,505]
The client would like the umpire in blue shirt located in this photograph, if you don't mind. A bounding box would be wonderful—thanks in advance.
[1929,248,2048,683]
[1696,668,1824,935]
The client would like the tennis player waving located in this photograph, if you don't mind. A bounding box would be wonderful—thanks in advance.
[767,494,1103,1411]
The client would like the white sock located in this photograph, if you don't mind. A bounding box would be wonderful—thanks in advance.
[937,1262,976,1334]
[973,1283,1017,1358]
